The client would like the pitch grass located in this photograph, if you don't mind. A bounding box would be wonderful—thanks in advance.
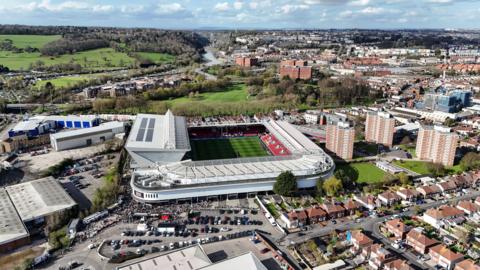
[336,162,386,184]
[190,137,269,161]
[0,48,136,70]
[0,34,61,49]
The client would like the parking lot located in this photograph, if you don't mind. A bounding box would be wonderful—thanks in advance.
[97,207,281,258]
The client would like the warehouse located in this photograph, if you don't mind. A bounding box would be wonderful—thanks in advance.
[8,116,56,138]
[46,115,100,129]
[50,121,125,151]
[0,189,30,253]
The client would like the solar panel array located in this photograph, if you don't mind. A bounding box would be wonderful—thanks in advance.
[136,117,156,142]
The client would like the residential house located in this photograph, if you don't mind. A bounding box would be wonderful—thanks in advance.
[385,218,411,239]
[378,191,401,206]
[457,200,480,215]
[454,259,480,270]
[384,259,414,270]
[354,195,377,210]
[462,172,480,188]
[451,175,469,189]
[343,199,361,216]
[417,185,441,198]
[368,244,395,269]
[475,197,480,207]
[437,181,459,194]
[306,207,327,224]
[281,210,308,229]
[321,203,346,219]
[405,229,439,255]
[350,230,374,255]
[423,205,465,228]
[396,188,420,202]
[429,244,464,270]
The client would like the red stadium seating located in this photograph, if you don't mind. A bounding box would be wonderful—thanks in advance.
[261,134,290,156]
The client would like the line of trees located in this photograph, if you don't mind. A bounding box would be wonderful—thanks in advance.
[40,38,109,56]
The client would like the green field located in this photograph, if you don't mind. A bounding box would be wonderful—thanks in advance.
[167,84,248,105]
[0,48,136,70]
[190,137,269,160]
[336,162,386,183]
[135,52,175,64]
[0,34,61,48]
[33,75,100,89]
[392,160,430,175]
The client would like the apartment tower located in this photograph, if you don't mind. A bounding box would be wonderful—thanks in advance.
[326,121,355,160]
[416,126,458,166]
[365,111,395,147]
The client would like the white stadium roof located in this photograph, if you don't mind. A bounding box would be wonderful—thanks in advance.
[0,189,29,245]
[126,111,190,151]
[5,177,76,222]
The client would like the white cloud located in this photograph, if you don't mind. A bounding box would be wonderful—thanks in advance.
[340,10,353,17]
[236,12,248,21]
[156,3,185,14]
[120,5,145,14]
[360,6,384,14]
[350,0,370,6]
[214,2,230,12]
[280,4,309,14]
[38,0,89,12]
[426,0,453,3]
[233,1,243,10]
[249,0,272,10]
[92,5,114,13]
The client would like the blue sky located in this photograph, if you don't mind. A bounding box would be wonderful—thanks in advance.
[0,0,479,29]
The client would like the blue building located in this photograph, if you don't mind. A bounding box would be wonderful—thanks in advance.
[418,89,472,113]
[8,117,56,138]
[45,115,100,129]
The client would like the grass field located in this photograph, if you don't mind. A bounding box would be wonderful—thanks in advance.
[336,162,386,184]
[167,84,248,105]
[135,52,175,64]
[190,137,268,160]
[392,160,430,175]
[33,75,98,89]
[0,48,136,70]
[0,34,61,48]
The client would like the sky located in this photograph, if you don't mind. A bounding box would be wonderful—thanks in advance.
[0,0,480,29]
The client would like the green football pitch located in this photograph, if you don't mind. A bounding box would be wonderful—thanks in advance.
[190,137,269,161]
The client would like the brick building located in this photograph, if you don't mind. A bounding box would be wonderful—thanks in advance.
[326,121,355,160]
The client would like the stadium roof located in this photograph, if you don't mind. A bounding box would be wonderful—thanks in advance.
[126,111,190,151]
[116,245,212,270]
[264,120,321,154]
[5,177,77,222]
[0,189,29,245]
[50,121,125,141]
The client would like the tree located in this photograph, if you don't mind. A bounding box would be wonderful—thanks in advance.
[460,152,480,171]
[316,178,324,196]
[426,162,446,177]
[443,117,456,127]
[383,173,398,186]
[273,171,297,196]
[398,172,411,186]
[323,176,343,196]
[335,168,353,189]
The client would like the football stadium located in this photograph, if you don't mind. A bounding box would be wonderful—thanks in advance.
[126,111,335,203]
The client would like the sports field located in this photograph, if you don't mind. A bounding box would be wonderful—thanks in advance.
[190,137,269,160]
[336,162,386,184]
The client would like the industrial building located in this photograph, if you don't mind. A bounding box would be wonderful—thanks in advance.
[0,177,76,252]
[0,189,29,253]
[127,111,334,203]
[50,121,125,151]
[47,115,100,129]
[116,245,268,270]
[8,116,56,138]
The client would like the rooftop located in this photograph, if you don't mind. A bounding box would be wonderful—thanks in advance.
[126,111,190,151]
[0,189,29,245]
[50,121,125,141]
[5,177,77,222]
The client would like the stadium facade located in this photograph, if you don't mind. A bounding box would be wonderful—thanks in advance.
[126,111,335,203]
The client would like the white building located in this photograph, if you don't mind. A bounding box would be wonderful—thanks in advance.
[50,121,125,151]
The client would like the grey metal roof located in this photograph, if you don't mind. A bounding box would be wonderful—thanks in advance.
[5,177,77,222]
[126,111,190,151]
[50,121,125,140]
[0,189,28,245]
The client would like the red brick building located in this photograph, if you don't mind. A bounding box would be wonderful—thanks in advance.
[279,59,312,80]
[235,57,258,67]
